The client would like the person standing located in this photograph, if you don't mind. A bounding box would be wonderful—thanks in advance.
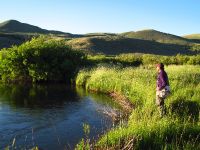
[156,63,170,117]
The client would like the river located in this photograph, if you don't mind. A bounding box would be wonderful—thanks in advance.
[0,84,121,149]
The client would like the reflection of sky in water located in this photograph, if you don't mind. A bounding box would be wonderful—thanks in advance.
[0,84,119,150]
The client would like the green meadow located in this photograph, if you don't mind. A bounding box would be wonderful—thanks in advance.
[76,65,200,149]
[0,37,199,149]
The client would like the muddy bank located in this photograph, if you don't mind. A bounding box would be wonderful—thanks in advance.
[85,88,135,121]
[109,92,135,113]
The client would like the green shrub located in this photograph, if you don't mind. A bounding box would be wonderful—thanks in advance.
[0,36,86,82]
[86,54,200,67]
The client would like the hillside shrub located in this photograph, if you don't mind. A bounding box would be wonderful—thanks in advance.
[0,36,86,83]
[87,54,200,67]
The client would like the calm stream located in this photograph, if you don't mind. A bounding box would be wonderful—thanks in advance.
[0,84,121,149]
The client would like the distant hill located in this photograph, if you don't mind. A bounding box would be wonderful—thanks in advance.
[120,29,193,45]
[0,20,79,49]
[0,20,199,55]
[84,33,116,37]
[0,20,47,33]
[0,20,74,36]
[0,32,33,49]
[183,34,200,43]
[183,34,200,39]
[66,36,194,55]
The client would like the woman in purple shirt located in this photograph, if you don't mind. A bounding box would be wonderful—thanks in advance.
[156,63,170,117]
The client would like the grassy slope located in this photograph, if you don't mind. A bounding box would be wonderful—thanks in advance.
[0,19,199,55]
[184,34,200,44]
[0,20,73,35]
[0,20,198,55]
[0,20,76,50]
[84,32,116,37]
[76,65,200,149]
[120,29,192,45]
[184,34,200,40]
[66,36,194,55]
[0,20,48,33]
[0,32,76,50]
[0,33,34,49]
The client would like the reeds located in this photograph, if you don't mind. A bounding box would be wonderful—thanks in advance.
[76,65,200,149]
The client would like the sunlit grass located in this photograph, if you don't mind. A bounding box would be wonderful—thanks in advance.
[76,65,200,149]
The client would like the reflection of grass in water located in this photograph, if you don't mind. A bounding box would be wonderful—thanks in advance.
[5,131,36,150]
[75,123,90,150]
[2,84,117,150]
[0,84,78,109]
[76,65,200,149]
[76,86,122,110]
[76,86,124,122]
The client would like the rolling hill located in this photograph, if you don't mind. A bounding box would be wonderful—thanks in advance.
[65,29,199,55]
[0,20,79,49]
[0,20,73,36]
[0,20,199,55]
[0,20,47,33]
[84,33,116,37]
[184,34,200,39]
[66,36,193,55]
[0,32,32,49]
[183,34,200,43]
[120,29,193,45]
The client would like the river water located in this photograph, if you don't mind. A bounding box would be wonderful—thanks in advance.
[0,84,121,149]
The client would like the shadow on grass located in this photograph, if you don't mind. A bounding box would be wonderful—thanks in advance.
[169,99,199,122]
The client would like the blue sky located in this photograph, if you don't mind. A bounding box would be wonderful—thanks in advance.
[0,0,199,35]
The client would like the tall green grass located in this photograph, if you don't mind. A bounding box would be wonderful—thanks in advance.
[86,53,200,66]
[76,65,200,149]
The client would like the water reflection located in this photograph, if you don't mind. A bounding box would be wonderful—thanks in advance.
[0,84,79,108]
[0,84,119,149]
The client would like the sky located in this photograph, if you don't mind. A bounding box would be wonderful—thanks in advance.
[0,0,199,35]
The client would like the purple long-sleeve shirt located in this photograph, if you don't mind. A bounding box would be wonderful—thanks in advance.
[157,69,169,90]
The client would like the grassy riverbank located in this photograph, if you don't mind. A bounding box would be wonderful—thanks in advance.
[1,37,200,149]
[76,65,200,149]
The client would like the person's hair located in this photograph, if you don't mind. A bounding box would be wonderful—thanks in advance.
[156,63,164,70]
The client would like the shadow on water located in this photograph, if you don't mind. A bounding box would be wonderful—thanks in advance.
[0,84,120,150]
[0,84,79,109]
[76,87,122,110]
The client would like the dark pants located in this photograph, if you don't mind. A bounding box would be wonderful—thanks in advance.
[156,90,170,117]
[156,94,166,116]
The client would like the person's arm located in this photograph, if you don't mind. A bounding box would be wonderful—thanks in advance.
[159,71,167,90]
